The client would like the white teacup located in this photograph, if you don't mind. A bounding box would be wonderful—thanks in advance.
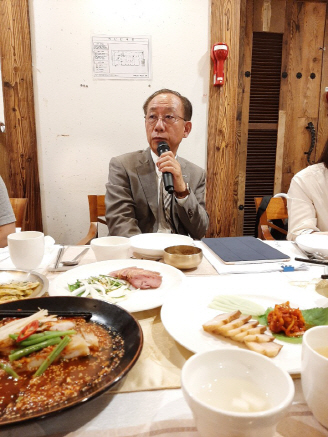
[8,231,45,270]
[91,236,130,261]
[302,326,328,428]
[181,349,294,437]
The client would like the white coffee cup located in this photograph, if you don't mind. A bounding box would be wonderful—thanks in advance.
[302,326,328,428]
[8,231,45,270]
[181,349,294,437]
[91,236,130,261]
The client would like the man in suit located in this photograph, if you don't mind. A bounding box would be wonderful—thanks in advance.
[105,89,209,239]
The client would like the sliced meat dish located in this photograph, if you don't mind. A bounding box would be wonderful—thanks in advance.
[109,267,162,289]
[203,311,283,358]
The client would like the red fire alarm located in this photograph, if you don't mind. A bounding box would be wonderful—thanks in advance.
[211,42,229,86]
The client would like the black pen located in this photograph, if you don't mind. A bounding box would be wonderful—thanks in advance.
[294,257,328,266]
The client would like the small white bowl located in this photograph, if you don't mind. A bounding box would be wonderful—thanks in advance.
[91,236,130,261]
[181,349,294,437]
[130,233,193,258]
[296,234,328,258]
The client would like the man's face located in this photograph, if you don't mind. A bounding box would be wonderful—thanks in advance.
[145,93,192,156]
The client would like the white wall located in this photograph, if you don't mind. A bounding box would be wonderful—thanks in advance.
[29,0,210,244]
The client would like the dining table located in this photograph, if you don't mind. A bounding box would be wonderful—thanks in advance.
[1,239,328,437]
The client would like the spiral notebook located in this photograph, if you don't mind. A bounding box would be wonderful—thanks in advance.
[201,236,290,264]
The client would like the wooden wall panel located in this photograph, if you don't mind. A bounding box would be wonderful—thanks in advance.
[316,4,328,159]
[274,109,286,192]
[209,0,327,236]
[0,130,10,184]
[279,1,326,193]
[206,0,242,237]
[253,0,286,33]
[0,0,42,231]
[236,0,253,235]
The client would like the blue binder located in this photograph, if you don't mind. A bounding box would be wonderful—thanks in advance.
[201,236,290,264]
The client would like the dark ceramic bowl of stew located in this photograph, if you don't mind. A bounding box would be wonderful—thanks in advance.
[0,296,143,426]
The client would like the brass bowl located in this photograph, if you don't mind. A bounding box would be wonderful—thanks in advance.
[163,245,203,270]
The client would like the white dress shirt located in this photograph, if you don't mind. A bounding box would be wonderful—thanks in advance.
[287,162,328,240]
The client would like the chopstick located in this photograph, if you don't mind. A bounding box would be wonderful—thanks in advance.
[0,310,92,319]
[294,257,328,266]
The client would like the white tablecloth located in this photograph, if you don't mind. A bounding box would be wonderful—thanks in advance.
[2,380,328,437]
[1,241,328,436]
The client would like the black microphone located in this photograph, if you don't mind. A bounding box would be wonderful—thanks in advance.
[157,141,174,194]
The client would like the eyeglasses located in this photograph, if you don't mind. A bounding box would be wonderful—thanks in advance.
[144,114,186,126]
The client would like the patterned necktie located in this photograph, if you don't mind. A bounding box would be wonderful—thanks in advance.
[162,179,174,232]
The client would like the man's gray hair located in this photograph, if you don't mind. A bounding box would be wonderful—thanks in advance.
[143,89,193,121]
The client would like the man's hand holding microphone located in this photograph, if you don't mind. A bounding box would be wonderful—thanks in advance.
[157,141,189,198]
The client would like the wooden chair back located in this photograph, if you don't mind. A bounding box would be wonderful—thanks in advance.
[77,195,105,245]
[88,195,106,222]
[254,197,288,240]
[9,198,28,230]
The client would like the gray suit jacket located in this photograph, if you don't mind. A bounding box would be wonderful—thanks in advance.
[105,148,209,239]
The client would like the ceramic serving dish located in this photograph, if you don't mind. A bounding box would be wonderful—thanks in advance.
[0,296,143,426]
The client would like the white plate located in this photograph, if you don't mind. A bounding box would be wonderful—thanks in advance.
[0,269,48,302]
[296,234,328,258]
[161,275,325,374]
[49,259,185,312]
[130,233,193,257]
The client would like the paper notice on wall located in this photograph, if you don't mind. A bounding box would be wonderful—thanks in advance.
[92,35,151,80]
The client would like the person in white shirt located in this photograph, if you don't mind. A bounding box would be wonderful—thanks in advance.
[287,141,328,241]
